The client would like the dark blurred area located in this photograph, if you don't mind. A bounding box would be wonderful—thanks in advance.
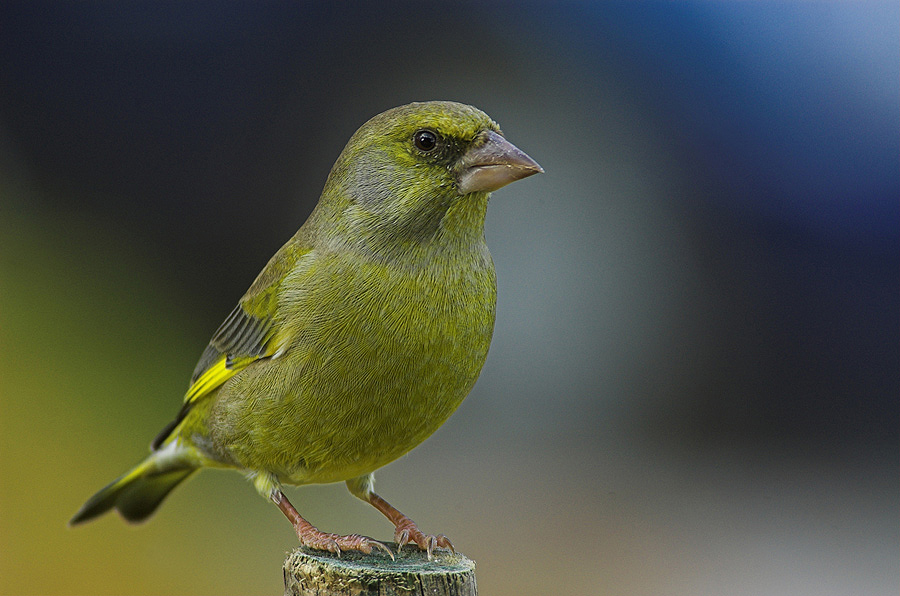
[1,2,897,595]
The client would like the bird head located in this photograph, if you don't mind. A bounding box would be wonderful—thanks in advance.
[313,101,542,253]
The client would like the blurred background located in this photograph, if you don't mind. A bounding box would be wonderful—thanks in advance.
[1,2,897,595]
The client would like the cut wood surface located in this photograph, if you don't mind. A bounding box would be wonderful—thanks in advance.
[283,543,476,596]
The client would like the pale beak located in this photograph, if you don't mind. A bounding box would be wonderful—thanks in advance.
[457,130,543,195]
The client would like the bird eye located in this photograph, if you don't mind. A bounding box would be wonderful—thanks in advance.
[413,129,439,152]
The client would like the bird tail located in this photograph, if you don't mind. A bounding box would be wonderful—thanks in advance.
[69,445,197,526]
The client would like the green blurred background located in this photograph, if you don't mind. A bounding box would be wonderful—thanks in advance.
[1,2,897,595]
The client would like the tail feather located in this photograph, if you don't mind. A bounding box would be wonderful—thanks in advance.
[70,455,196,526]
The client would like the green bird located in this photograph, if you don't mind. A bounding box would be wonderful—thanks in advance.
[70,101,542,557]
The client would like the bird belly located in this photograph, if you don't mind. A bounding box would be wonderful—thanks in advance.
[207,259,496,486]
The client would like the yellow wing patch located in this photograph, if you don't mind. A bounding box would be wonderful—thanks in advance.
[184,354,265,405]
[185,357,235,405]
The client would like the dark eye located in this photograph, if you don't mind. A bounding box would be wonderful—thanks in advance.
[413,129,438,152]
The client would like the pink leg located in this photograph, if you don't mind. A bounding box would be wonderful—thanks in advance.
[273,489,391,557]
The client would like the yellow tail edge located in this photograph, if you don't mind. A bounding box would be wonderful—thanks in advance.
[69,454,196,526]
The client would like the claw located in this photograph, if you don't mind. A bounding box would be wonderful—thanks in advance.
[395,528,411,550]
[326,539,341,557]
[371,539,395,560]
[436,534,455,554]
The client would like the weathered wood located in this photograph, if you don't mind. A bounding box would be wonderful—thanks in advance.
[283,543,476,596]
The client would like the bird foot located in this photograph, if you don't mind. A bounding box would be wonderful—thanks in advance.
[361,491,455,560]
[393,519,454,559]
[273,488,392,558]
[295,523,393,559]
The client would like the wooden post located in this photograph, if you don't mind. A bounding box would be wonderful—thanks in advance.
[283,543,476,596]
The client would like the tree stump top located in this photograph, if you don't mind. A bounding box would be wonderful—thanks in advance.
[283,543,476,596]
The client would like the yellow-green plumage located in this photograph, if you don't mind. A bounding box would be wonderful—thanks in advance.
[71,101,541,554]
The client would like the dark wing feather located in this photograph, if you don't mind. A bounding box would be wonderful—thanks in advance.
[191,305,273,384]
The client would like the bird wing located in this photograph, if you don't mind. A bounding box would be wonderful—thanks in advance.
[150,242,311,449]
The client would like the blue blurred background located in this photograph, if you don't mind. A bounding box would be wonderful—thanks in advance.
[1,2,897,594]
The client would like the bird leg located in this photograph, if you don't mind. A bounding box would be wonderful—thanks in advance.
[364,491,455,559]
[271,489,392,557]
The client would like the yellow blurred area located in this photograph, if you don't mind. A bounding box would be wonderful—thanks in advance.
[0,188,291,593]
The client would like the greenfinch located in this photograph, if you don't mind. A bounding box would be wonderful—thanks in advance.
[70,101,542,557]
